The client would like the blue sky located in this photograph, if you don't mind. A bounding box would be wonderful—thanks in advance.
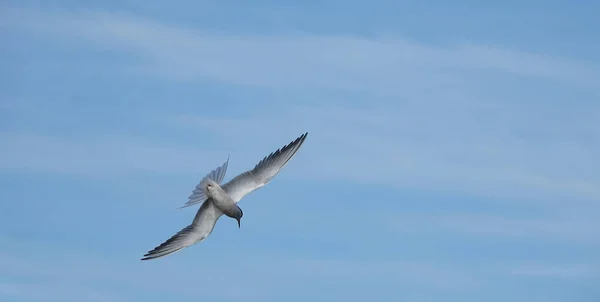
[1,1,599,301]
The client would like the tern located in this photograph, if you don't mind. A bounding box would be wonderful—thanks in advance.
[141,132,308,260]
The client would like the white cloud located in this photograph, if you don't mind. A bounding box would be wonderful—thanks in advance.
[0,283,127,302]
[284,259,481,292]
[1,7,598,301]
[2,6,598,89]
[162,105,600,204]
[508,264,598,279]
[0,131,223,177]
[389,212,600,243]
[0,237,480,301]
[2,6,599,205]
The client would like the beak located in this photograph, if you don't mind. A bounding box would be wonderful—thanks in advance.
[236,218,241,228]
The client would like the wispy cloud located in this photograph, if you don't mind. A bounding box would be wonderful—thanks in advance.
[0,131,223,177]
[2,4,599,302]
[390,211,600,243]
[162,107,600,204]
[0,283,127,302]
[3,6,599,88]
[2,6,599,204]
[0,237,480,301]
[508,264,598,280]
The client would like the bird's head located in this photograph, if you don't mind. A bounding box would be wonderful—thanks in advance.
[235,206,244,228]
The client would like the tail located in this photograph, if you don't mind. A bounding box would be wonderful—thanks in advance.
[181,156,229,209]
[141,224,204,260]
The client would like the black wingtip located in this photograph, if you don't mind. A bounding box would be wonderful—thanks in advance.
[288,132,308,151]
[296,132,308,144]
[299,132,308,144]
[140,251,153,261]
[140,250,163,261]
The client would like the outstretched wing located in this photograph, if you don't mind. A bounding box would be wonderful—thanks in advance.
[180,156,229,209]
[223,132,308,203]
[142,199,223,260]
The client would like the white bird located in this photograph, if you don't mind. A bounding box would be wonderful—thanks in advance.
[141,132,308,260]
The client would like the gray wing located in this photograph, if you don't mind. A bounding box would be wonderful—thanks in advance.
[223,132,308,203]
[142,199,223,260]
[181,156,229,209]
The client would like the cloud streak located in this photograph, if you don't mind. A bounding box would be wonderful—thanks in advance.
[2,6,599,204]
[508,264,598,279]
[0,131,223,177]
[0,237,480,301]
[3,6,599,88]
[2,4,599,302]
[390,212,600,243]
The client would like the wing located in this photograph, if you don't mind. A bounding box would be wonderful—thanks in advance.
[180,156,229,209]
[223,132,308,203]
[142,200,223,260]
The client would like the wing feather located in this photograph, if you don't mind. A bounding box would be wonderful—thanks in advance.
[223,132,308,203]
[142,200,223,260]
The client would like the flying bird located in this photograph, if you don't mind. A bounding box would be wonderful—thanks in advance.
[141,132,308,260]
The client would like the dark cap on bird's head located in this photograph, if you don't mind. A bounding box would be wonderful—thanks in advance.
[235,206,243,228]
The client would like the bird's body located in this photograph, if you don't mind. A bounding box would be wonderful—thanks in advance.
[141,132,308,260]
[204,179,240,220]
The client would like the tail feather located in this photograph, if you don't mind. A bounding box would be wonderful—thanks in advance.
[181,157,229,209]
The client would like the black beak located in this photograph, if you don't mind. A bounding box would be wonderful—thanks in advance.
[236,218,241,228]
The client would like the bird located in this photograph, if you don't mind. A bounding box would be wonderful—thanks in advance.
[141,132,308,260]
